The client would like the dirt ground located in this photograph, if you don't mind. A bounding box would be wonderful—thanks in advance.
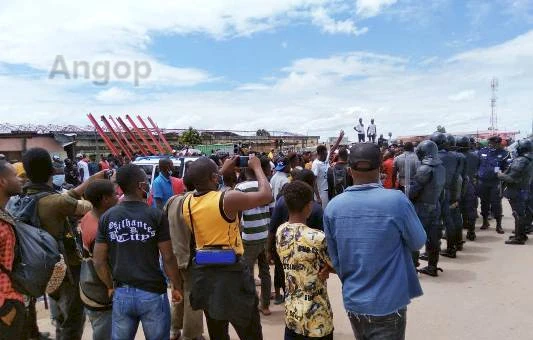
[37,200,533,339]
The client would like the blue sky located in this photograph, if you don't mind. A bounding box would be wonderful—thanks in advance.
[0,0,532,139]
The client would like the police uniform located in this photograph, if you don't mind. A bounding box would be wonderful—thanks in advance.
[450,148,466,250]
[432,134,460,258]
[457,136,480,241]
[498,139,533,244]
[410,140,446,277]
[477,136,510,233]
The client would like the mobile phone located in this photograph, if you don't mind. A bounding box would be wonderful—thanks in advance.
[238,156,249,168]
[104,169,114,179]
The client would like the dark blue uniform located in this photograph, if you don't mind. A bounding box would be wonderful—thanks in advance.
[451,151,466,247]
[438,149,460,254]
[477,146,509,229]
[410,148,446,276]
[460,150,480,238]
[499,152,533,243]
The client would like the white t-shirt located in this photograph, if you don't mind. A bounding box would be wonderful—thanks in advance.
[77,160,90,182]
[368,123,377,135]
[355,123,364,135]
[312,158,329,192]
[270,171,289,200]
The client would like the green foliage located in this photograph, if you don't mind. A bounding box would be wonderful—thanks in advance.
[256,129,270,137]
[436,125,446,133]
[180,127,202,146]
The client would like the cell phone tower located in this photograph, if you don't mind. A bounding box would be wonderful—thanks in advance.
[490,77,498,135]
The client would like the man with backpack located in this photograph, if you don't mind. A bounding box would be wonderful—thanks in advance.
[18,148,104,340]
[327,147,352,200]
[0,160,25,340]
[79,179,118,339]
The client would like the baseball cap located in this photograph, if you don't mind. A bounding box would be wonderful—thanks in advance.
[275,158,288,171]
[76,153,83,158]
[349,143,382,171]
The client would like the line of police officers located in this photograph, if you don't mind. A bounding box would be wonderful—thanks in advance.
[408,134,533,277]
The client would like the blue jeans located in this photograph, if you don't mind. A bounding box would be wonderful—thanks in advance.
[112,287,170,340]
[348,309,406,340]
[86,308,112,340]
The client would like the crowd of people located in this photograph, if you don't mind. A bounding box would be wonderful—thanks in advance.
[0,125,532,340]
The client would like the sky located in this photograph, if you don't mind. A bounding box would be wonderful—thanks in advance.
[0,0,532,140]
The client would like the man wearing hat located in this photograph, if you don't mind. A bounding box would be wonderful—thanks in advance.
[324,143,426,340]
[477,136,510,233]
[270,156,290,200]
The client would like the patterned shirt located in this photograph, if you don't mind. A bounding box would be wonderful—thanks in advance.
[276,222,333,337]
[0,210,24,308]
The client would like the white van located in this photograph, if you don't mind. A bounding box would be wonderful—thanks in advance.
[132,156,198,185]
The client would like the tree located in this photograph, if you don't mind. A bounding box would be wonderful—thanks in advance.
[436,125,446,133]
[256,129,270,137]
[180,127,202,146]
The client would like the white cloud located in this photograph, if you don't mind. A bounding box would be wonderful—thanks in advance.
[448,90,476,102]
[311,7,368,36]
[95,87,135,103]
[356,0,398,18]
[0,3,532,139]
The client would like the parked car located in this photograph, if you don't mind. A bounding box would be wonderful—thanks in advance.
[132,155,198,185]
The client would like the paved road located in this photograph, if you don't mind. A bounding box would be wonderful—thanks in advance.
[38,200,533,339]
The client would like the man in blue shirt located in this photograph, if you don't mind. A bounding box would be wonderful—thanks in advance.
[152,158,174,210]
[324,143,426,340]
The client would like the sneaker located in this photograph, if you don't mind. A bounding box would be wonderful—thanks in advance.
[274,294,285,305]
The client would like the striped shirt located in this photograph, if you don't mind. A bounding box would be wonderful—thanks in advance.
[235,181,274,244]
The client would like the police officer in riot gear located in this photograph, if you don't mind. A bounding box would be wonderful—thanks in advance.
[477,136,510,234]
[446,134,466,251]
[410,140,446,277]
[457,136,480,241]
[430,132,460,258]
[498,139,533,244]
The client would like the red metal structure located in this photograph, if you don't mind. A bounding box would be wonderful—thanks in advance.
[147,116,173,153]
[109,115,135,155]
[137,116,166,154]
[100,116,133,159]
[87,113,121,156]
[125,114,158,155]
[117,116,148,156]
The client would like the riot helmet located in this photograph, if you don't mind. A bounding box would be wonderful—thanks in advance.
[516,139,532,156]
[416,140,439,161]
[456,136,470,150]
[430,132,447,150]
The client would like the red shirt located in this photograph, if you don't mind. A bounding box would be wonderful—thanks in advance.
[99,160,110,171]
[170,177,185,196]
[0,213,24,307]
[79,211,99,253]
[382,158,395,189]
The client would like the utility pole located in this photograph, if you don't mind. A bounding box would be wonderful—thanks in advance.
[490,77,498,135]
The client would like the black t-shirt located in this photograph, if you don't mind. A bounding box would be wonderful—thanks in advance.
[96,201,170,293]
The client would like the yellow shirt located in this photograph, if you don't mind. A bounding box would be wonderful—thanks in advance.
[276,222,333,337]
[183,191,244,255]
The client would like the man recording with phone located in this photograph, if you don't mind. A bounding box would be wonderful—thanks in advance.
[183,156,272,340]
